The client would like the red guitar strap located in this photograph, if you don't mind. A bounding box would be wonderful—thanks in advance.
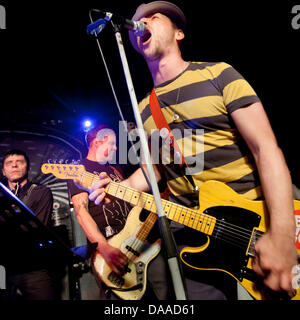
[149,89,199,197]
[149,88,185,167]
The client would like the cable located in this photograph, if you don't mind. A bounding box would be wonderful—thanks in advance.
[88,9,152,190]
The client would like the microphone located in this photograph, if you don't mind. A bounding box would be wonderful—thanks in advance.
[121,19,146,36]
[87,10,146,36]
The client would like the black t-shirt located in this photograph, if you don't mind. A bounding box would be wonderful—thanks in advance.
[16,181,53,226]
[67,159,131,239]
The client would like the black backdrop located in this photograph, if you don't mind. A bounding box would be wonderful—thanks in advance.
[0,1,299,190]
[0,0,299,305]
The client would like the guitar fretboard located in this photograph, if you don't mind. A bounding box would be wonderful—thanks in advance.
[136,212,157,242]
[81,172,216,236]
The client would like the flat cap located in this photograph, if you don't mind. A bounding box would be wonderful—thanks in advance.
[129,1,186,52]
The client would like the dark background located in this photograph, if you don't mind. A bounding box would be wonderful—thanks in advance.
[0,0,299,185]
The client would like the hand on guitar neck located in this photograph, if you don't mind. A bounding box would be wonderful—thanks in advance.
[74,171,112,205]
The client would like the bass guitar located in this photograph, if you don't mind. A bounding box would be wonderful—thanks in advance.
[41,164,160,299]
[93,206,161,300]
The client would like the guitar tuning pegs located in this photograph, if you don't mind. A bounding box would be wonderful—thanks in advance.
[59,159,64,164]
[47,159,52,164]
[71,159,80,165]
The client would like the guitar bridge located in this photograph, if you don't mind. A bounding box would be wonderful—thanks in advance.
[247,228,263,258]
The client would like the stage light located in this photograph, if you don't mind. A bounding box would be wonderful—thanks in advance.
[84,120,92,128]
[83,119,93,131]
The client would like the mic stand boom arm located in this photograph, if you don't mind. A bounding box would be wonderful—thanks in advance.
[110,21,187,300]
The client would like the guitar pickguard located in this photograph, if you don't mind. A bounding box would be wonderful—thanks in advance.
[107,260,146,290]
[180,205,261,282]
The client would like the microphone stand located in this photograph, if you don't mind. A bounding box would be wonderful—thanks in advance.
[110,21,187,300]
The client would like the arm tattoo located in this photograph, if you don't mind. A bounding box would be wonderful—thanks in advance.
[73,193,89,214]
[81,197,89,210]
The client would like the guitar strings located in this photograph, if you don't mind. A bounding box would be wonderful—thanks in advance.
[81,171,261,251]
[127,213,157,260]
[88,175,163,258]
[84,171,255,252]
[84,171,262,253]
[82,171,256,244]
[164,198,255,239]
[79,172,148,260]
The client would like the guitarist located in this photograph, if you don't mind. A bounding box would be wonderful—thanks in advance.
[67,124,172,300]
[86,2,298,299]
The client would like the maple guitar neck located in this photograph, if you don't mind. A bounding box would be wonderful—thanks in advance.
[80,170,216,236]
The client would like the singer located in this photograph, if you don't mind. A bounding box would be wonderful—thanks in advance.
[87,1,297,300]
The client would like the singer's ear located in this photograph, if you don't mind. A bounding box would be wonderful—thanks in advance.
[175,29,185,42]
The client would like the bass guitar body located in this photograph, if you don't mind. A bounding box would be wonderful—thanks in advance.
[92,206,161,300]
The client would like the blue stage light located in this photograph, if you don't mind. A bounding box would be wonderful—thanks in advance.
[84,120,92,128]
[83,119,93,131]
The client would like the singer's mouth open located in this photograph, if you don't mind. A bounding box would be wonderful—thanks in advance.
[141,30,152,44]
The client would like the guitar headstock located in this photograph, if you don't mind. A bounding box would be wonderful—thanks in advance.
[41,163,85,180]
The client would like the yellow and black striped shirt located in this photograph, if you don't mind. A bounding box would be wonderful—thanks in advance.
[139,61,262,208]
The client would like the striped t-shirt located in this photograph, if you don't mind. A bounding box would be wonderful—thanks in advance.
[139,61,262,208]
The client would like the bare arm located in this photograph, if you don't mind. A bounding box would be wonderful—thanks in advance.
[72,192,127,275]
[121,164,162,191]
[231,102,297,296]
